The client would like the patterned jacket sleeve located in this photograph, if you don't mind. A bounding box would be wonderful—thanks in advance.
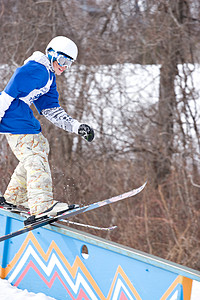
[41,106,81,134]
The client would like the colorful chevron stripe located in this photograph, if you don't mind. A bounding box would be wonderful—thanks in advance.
[1,232,142,300]
[0,232,192,300]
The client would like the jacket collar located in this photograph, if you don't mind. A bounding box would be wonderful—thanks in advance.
[24,51,54,72]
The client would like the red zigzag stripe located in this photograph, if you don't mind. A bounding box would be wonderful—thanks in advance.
[14,260,130,300]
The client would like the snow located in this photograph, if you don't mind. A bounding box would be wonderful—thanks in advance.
[191,280,200,300]
[0,277,199,299]
[62,63,200,156]
[0,278,55,300]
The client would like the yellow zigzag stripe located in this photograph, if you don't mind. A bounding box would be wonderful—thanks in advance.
[1,232,191,299]
[160,275,192,300]
[0,232,142,299]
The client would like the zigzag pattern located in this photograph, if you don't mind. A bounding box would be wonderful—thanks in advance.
[4,232,141,300]
[0,232,187,300]
[9,245,98,299]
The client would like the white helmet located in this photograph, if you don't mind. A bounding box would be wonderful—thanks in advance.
[46,36,78,68]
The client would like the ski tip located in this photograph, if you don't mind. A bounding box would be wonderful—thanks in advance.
[139,181,147,189]
[136,181,147,192]
[143,181,148,188]
[129,181,147,197]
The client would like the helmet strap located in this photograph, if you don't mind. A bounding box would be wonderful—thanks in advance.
[47,52,55,73]
[50,55,55,72]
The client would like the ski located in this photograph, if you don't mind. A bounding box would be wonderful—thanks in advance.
[0,206,29,215]
[55,220,117,231]
[0,182,147,242]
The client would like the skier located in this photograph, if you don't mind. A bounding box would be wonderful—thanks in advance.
[0,36,94,221]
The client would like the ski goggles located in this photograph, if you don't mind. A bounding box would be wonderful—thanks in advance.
[56,53,74,68]
[48,50,74,68]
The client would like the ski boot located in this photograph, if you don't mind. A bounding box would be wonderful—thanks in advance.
[24,202,79,226]
[0,196,17,210]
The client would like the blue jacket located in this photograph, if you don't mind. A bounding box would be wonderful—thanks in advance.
[0,51,60,134]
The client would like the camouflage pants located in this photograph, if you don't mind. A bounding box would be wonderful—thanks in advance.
[4,133,54,215]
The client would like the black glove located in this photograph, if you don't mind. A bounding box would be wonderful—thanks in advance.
[78,124,94,142]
